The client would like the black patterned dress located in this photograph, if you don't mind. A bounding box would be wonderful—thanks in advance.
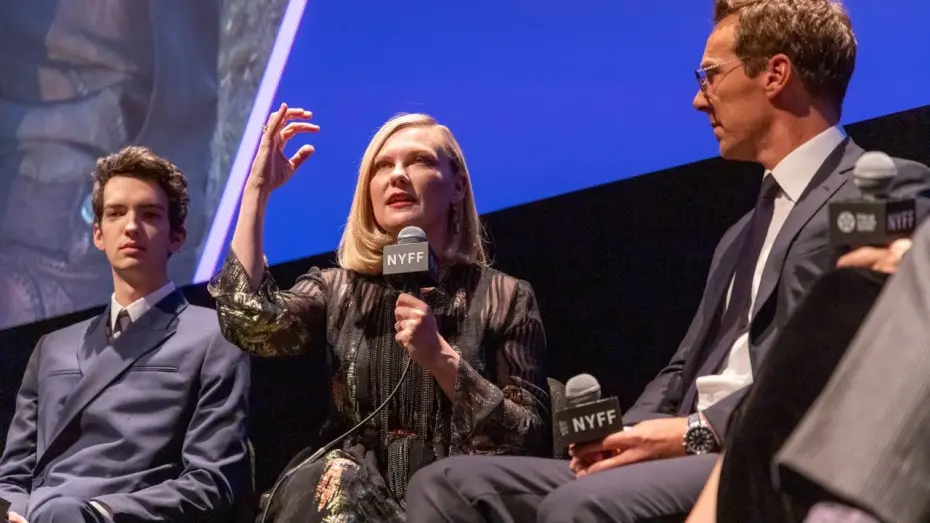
[208,255,551,522]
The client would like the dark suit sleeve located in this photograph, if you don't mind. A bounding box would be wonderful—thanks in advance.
[93,330,251,522]
[889,158,930,202]
[623,224,740,426]
[0,338,43,515]
[451,279,550,458]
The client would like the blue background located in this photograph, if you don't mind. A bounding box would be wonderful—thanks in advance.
[241,1,930,266]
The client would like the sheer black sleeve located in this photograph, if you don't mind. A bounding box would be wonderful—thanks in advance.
[450,277,551,457]
[206,252,344,357]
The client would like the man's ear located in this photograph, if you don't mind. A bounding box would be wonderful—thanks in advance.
[763,53,793,100]
[169,225,187,256]
[93,222,105,252]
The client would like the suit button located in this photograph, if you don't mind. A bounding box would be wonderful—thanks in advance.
[33,475,45,488]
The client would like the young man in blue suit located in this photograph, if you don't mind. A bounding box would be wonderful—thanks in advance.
[0,146,251,523]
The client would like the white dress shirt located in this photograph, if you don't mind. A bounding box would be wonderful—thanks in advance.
[696,126,847,411]
[109,281,177,336]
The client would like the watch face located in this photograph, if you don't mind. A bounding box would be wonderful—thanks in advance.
[685,426,716,455]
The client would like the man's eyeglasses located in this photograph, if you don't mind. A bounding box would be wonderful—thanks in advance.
[695,58,743,94]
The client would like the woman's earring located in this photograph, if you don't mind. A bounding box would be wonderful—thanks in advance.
[452,204,462,235]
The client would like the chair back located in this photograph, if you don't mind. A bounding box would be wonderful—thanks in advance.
[547,377,569,459]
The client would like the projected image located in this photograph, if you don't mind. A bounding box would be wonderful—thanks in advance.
[0,0,300,330]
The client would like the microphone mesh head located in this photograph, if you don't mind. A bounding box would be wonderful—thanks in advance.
[853,151,897,197]
[564,373,601,407]
[397,226,428,245]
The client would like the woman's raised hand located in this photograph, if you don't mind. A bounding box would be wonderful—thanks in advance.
[246,103,319,193]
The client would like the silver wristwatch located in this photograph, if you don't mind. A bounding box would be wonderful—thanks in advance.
[683,413,718,455]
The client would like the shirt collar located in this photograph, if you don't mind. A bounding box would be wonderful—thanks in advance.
[110,281,177,330]
[767,126,847,202]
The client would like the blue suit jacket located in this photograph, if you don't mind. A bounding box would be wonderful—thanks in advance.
[0,290,251,522]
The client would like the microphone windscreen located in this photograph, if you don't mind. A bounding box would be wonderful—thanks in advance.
[397,226,428,245]
[853,151,897,196]
[854,151,897,180]
[565,374,601,407]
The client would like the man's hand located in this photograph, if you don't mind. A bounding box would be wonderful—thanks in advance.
[837,238,913,274]
[7,511,28,523]
[569,417,690,476]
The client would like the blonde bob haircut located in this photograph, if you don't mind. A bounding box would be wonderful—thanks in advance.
[337,113,488,275]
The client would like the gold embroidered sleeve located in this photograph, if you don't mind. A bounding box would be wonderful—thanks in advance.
[207,252,328,357]
[450,279,551,456]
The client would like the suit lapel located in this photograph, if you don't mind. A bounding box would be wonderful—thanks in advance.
[680,216,752,383]
[77,306,110,375]
[38,290,188,472]
[701,216,752,335]
[676,224,749,415]
[751,138,863,321]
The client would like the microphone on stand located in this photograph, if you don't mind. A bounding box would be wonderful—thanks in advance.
[829,151,917,247]
[383,226,439,298]
[554,374,623,446]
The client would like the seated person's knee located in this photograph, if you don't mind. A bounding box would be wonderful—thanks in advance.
[30,496,95,522]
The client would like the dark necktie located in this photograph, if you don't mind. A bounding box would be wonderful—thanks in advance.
[679,174,780,414]
[720,173,780,335]
[113,309,132,339]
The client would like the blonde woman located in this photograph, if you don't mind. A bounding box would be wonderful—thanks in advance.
[208,104,551,522]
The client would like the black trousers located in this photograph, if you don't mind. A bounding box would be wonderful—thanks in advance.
[405,453,717,523]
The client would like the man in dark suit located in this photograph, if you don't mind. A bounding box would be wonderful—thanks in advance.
[0,146,251,523]
[404,1,930,522]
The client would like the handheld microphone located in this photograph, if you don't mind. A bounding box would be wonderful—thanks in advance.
[554,374,623,445]
[0,496,10,517]
[829,151,917,247]
[383,226,439,297]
